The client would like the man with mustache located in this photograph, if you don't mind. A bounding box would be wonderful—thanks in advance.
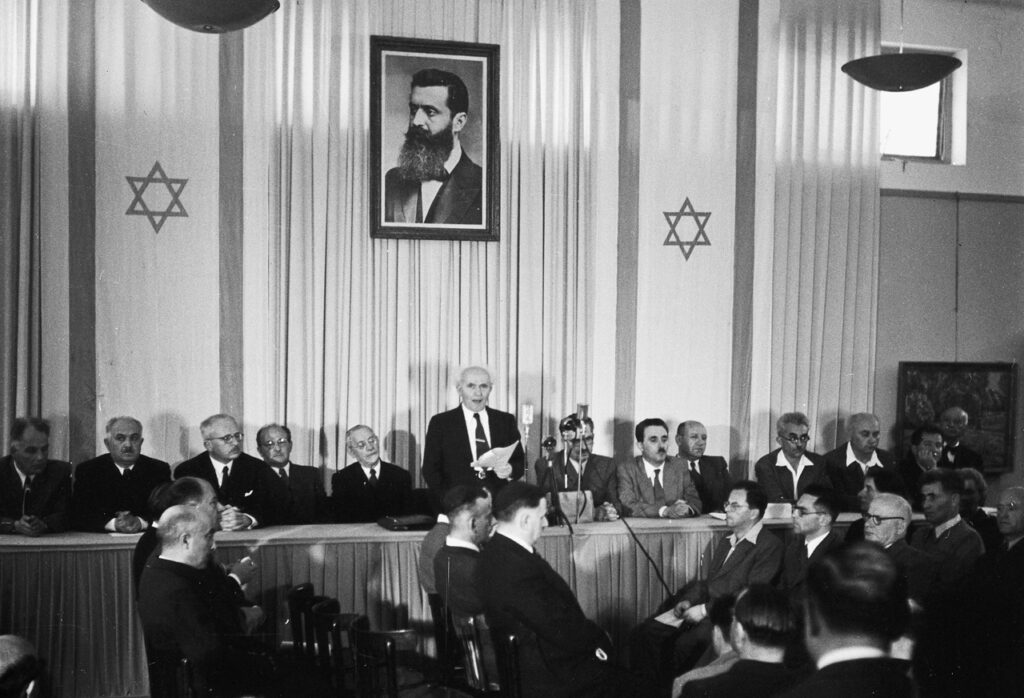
[71,416,171,532]
[383,68,483,225]
[617,418,701,518]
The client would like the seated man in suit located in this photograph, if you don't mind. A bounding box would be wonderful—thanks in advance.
[675,420,732,514]
[754,412,829,504]
[175,414,277,530]
[332,424,411,523]
[780,543,913,697]
[618,418,701,518]
[256,423,327,524]
[422,366,524,511]
[534,412,620,521]
[823,412,896,511]
[478,482,637,697]
[70,416,171,532]
[682,585,798,698]
[958,467,1001,553]
[138,505,269,696]
[896,423,943,510]
[938,406,983,470]
[434,484,491,616]
[0,634,42,698]
[780,485,845,599]
[631,481,783,694]
[864,493,938,610]
[0,417,71,536]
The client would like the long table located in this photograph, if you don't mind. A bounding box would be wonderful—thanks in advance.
[0,515,856,698]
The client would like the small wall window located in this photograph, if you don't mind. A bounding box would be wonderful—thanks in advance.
[879,46,962,164]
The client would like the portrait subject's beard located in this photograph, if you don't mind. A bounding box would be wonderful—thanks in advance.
[397,125,454,182]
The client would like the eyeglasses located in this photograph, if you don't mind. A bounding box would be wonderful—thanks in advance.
[997,502,1021,513]
[864,514,903,526]
[208,432,244,444]
[352,436,379,449]
[724,502,749,511]
[781,434,810,444]
[260,438,291,448]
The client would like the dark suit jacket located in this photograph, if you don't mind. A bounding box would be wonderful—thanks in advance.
[70,453,171,531]
[331,461,411,523]
[174,452,276,527]
[703,525,783,600]
[885,539,939,607]
[479,532,618,697]
[617,457,702,517]
[780,529,846,598]
[822,444,896,511]
[682,659,797,698]
[679,455,732,514]
[779,658,913,698]
[897,455,928,509]
[266,462,327,525]
[422,406,524,510]
[434,544,483,616]
[383,151,482,224]
[0,456,72,533]
[534,452,620,510]
[968,540,1024,694]
[941,442,983,470]
[138,556,256,692]
[753,449,829,503]
[965,507,1002,554]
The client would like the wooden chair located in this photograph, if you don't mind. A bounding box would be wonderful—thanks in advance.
[311,598,362,693]
[449,612,501,695]
[491,630,521,698]
[426,592,463,687]
[286,582,328,662]
[350,620,424,698]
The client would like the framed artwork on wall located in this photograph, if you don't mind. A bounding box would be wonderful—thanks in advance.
[896,361,1018,473]
[370,35,500,241]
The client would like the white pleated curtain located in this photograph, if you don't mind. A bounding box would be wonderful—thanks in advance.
[747,0,881,462]
[241,0,612,481]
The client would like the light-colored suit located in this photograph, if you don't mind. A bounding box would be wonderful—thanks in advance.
[617,456,702,517]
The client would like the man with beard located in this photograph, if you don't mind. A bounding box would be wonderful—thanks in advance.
[384,68,483,225]
[71,416,171,532]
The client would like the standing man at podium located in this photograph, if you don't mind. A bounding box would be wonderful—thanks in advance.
[422,366,524,511]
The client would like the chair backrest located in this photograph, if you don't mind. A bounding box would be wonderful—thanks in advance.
[312,599,364,691]
[310,598,340,668]
[350,623,417,698]
[286,583,315,655]
[451,612,502,692]
[427,592,461,686]
[491,629,521,698]
[144,645,206,698]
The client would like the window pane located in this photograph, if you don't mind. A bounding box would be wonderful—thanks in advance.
[880,82,941,158]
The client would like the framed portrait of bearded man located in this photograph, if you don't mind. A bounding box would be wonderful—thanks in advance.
[370,36,500,241]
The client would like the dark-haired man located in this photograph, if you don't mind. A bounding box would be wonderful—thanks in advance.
[780,485,845,599]
[434,485,491,616]
[754,412,829,503]
[618,418,701,518]
[958,467,1000,553]
[676,420,732,514]
[535,413,620,520]
[0,417,71,536]
[779,543,913,697]
[897,424,943,509]
[632,482,783,693]
[256,423,327,525]
[384,68,482,225]
[681,586,798,698]
[71,416,171,532]
[479,482,635,697]
[823,413,896,511]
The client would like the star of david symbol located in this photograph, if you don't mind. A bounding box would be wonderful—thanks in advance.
[663,197,711,260]
[125,161,188,233]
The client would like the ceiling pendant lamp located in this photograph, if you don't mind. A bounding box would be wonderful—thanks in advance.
[842,0,961,92]
[140,0,280,34]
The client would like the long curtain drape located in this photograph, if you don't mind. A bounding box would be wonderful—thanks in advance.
[240,0,617,480]
[747,0,881,461]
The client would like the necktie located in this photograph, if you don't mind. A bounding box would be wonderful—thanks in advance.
[473,413,491,458]
[276,466,289,484]
[653,468,665,503]
[369,468,378,486]
[22,476,33,517]
[221,466,230,492]
[122,468,132,481]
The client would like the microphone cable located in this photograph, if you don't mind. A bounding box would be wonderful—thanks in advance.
[619,516,673,600]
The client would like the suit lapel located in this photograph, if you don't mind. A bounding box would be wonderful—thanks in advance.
[635,458,654,501]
